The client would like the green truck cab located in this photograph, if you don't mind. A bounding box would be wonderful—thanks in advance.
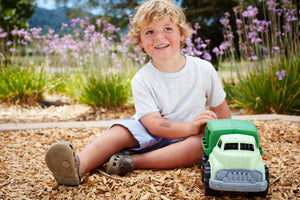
[201,119,269,197]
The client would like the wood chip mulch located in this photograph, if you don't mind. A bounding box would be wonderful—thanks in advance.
[0,119,299,199]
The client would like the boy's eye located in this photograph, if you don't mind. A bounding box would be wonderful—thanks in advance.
[145,30,153,35]
[164,27,172,31]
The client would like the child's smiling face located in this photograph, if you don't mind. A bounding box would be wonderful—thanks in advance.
[139,17,184,62]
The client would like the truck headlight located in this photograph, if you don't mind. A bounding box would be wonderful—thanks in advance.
[216,171,226,180]
[251,171,262,181]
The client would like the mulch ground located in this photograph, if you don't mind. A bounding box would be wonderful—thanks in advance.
[0,101,299,199]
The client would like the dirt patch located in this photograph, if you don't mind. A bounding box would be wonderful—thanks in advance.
[0,120,299,199]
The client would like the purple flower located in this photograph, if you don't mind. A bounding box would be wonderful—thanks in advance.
[30,27,42,39]
[20,39,27,45]
[61,23,68,30]
[6,40,13,45]
[87,25,95,32]
[248,31,258,39]
[194,22,201,30]
[212,47,224,56]
[236,30,243,34]
[272,46,280,53]
[251,37,262,43]
[203,52,212,61]
[10,29,18,36]
[275,31,281,37]
[48,28,55,35]
[9,48,17,52]
[96,18,102,27]
[242,6,258,18]
[276,70,286,80]
[236,19,242,25]
[233,6,242,14]
[249,55,258,61]
[286,8,297,22]
[219,41,231,50]
[0,32,7,38]
[227,33,234,39]
[17,29,26,37]
[282,24,291,33]
[85,17,90,25]
[220,18,230,27]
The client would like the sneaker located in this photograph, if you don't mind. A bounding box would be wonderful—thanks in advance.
[106,152,134,176]
[45,141,82,186]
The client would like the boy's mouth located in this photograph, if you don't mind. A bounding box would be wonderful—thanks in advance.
[155,44,169,49]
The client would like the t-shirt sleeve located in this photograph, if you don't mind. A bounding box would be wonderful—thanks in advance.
[131,76,160,119]
[205,63,226,107]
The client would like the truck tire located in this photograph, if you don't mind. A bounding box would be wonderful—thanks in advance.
[248,165,269,197]
[201,153,208,182]
[204,163,219,196]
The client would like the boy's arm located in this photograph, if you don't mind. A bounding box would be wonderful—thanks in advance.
[140,110,217,139]
[209,99,231,119]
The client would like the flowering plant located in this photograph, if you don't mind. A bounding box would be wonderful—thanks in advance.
[214,0,299,114]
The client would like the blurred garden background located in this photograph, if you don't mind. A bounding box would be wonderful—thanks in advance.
[0,0,299,115]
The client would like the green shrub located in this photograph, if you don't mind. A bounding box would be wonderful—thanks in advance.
[0,66,56,104]
[223,57,300,114]
[78,71,132,108]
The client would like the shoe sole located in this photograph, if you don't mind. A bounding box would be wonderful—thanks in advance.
[45,141,80,186]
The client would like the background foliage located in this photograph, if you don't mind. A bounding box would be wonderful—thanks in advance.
[0,0,36,31]
[0,0,299,114]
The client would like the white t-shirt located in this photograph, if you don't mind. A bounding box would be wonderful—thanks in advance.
[131,55,226,122]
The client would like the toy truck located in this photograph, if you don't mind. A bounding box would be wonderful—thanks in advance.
[201,119,269,197]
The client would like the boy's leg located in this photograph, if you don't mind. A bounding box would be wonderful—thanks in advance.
[45,125,138,186]
[78,125,139,174]
[132,132,204,169]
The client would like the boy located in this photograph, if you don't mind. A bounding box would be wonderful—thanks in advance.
[45,0,231,186]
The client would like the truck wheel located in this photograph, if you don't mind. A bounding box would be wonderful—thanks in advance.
[201,153,208,183]
[202,153,208,163]
[248,165,269,197]
[204,163,219,196]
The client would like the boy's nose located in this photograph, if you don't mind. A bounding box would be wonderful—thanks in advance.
[154,31,165,40]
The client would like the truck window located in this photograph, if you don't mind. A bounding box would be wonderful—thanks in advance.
[240,143,254,151]
[224,143,238,150]
[217,140,222,148]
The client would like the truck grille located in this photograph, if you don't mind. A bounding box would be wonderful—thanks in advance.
[215,169,263,183]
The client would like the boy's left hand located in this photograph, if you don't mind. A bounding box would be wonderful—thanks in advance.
[190,110,217,135]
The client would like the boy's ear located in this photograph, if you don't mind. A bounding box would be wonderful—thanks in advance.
[180,32,185,42]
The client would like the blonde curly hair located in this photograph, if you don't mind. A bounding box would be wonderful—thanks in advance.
[128,0,193,51]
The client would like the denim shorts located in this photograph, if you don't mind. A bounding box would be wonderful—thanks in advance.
[107,119,185,153]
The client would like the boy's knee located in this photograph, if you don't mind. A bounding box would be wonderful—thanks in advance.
[108,125,139,149]
[187,134,203,147]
